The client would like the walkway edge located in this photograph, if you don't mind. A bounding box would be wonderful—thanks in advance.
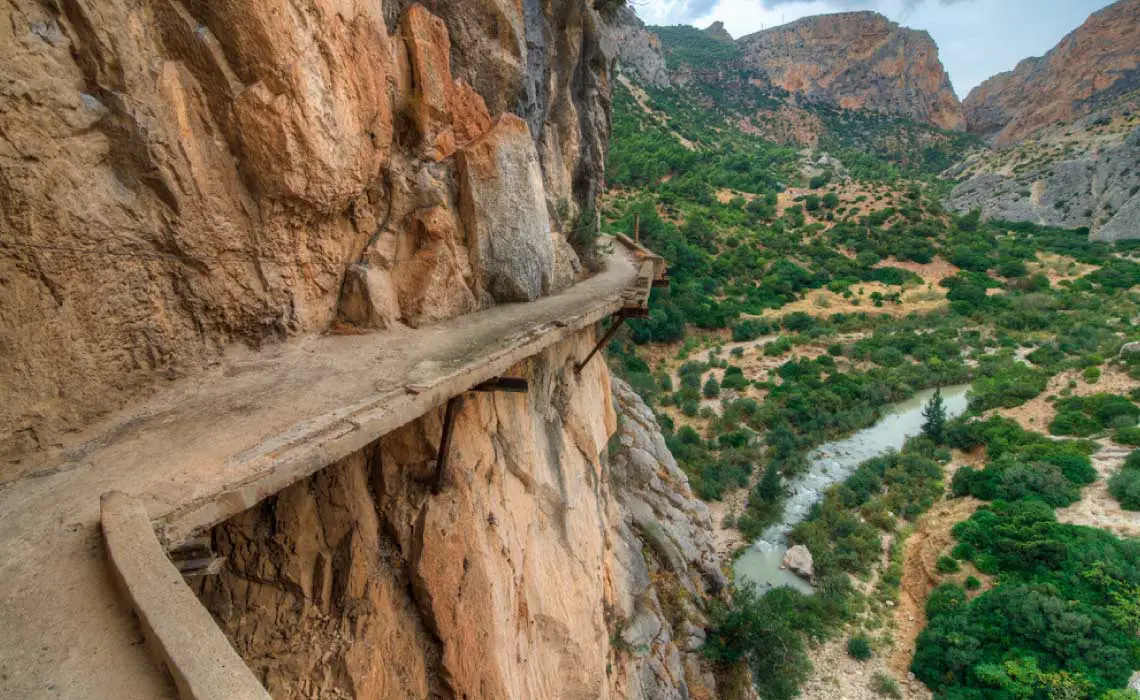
[101,491,272,700]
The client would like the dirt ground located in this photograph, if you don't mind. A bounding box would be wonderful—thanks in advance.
[993,365,1140,431]
[1056,442,1140,538]
[797,449,992,700]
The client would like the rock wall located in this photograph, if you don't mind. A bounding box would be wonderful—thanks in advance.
[963,0,1140,148]
[601,5,670,90]
[735,12,964,131]
[194,336,722,700]
[947,122,1140,241]
[0,0,614,460]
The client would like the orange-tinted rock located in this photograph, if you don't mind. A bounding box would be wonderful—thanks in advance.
[737,12,965,131]
[391,206,479,326]
[964,0,1140,147]
[401,4,492,161]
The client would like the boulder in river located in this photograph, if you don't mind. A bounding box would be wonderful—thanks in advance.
[782,545,815,581]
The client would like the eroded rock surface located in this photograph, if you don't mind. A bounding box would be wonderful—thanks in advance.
[964,0,1140,147]
[1,0,613,461]
[736,12,964,131]
[195,340,721,700]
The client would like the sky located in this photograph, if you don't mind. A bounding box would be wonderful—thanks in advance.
[630,0,1117,97]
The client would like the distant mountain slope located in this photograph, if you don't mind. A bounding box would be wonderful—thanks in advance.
[736,12,965,131]
[964,0,1140,147]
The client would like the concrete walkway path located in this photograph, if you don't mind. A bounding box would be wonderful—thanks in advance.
[0,247,638,699]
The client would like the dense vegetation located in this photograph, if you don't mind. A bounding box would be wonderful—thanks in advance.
[602,21,1140,700]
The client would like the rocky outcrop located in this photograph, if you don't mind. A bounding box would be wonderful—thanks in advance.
[736,12,965,131]
[782,545,814,581]
[601,5,670,89]
[194,340,722,700]
[0,0,614,460]
[964,0,1140,148]
[946,119,1140,240]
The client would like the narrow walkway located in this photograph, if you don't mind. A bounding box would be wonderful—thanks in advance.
[0,246,640,699]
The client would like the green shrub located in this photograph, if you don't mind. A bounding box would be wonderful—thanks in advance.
[847,634,873,661]
[936,556,960,574]
[1108,468,1140,510]
[1084,366,1102,383]
[1115,426,1140,446]
[870,672,902,699]
[964,576,981,590]
[703,376,721,399]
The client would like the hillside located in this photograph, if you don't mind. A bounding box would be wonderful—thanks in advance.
[601,6,1140,700]
[964,0,1140,147]
[737,12,964,131]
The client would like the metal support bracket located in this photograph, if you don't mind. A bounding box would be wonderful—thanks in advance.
[575,309,644,376]
[432,376,530,493]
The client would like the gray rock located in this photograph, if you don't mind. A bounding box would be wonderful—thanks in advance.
[457,115,555,302]
[782,544,815,581]
[1121,342,1140,357]
[621,606,663,649]
[947,125,1140,241]
[601,7,670,89]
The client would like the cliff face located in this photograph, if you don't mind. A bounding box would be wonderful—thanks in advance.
[0,0,613,460]
[946,111,1140,241]
[963,0,1140,148]
[736,12,965,131]
[194,346,724,700]
[601,6,670,89]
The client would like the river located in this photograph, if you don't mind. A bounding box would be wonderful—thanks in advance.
[733,384,972,594]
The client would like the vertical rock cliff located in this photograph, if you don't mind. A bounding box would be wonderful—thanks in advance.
[735,12,965,131]
[963,0,1140,148]
[0,0,613,461]
[194,342,723,700]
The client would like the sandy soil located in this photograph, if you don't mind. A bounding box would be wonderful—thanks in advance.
[1056,442,1140,538]
[798,451,987,700]
[993,365,1140,431]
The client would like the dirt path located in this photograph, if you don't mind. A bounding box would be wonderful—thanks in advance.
[889,495,984,678]
[0,246,641,700]
[1057,442,1140,537]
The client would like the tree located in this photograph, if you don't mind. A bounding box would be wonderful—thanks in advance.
[922,388,947,444]
[703,376,721,399]
[756,461,783,503]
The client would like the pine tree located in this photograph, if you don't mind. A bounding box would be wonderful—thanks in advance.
[756,461,783,503]
[922,388,947,444]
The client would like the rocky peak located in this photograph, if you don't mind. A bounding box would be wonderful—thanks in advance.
[964,0,1140,147]
[703,21,734,44]
[736,11,965,131]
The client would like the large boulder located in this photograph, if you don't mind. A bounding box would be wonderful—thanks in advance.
[457,114,555,303]
[782,545,815,581]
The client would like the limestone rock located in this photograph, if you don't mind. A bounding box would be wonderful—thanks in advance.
[401,4,492,161]
[1121,342,1140,357]
[946,124,1140,241]
[337,264,402,329]
[736,12,965,131]
[783,544,815,581]
[457,115,555,303]
[195,335,720,700]
[964,0,1140,147]
[600,6,670,89]
[0,0,615,457]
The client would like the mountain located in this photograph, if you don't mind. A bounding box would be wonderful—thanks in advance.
[949,0,1140,240]
[964,0,1140,148]
[736,12,965,131]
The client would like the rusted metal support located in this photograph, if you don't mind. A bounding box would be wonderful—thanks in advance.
[575,312,633,375]
[652,276,671,289]
[169,537,226,578]
[432,376,530,493]
[473,377,530,393]
[432,395,463,494]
